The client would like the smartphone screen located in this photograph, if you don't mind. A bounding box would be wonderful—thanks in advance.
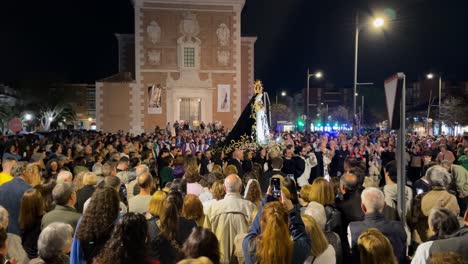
[271,177,281,199]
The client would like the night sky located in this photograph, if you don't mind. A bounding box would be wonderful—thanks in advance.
[2,0,468,93]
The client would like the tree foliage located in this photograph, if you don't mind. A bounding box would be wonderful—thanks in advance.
[439,96,468,128]
[330,106,351,125]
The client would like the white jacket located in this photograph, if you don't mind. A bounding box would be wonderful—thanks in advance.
[297,153,318,187]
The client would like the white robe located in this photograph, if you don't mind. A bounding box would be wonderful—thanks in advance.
[297,153,318,187]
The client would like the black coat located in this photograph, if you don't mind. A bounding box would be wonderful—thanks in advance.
[76,185,95,213]
[260,170,287,194]
[335,190,365,258]
[147,217,197,264]
[349,213,407,264]
[282,158,296,177]
[228,159,244,177]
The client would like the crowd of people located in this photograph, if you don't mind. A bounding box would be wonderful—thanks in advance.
[0,127,467,264]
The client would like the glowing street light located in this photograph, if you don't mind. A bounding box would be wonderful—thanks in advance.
[426,73,434,79]
[276,91,287,104]
[24,113,33,121]
[306,70,325,131]
[353,11,386,135]
[373,17,385,28]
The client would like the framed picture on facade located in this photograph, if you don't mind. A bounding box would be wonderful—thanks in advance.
[217,84,230,112]
[148,84,162,114]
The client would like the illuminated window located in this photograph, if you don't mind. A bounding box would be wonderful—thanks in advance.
[180,98,201,124]
[184,47,195,67]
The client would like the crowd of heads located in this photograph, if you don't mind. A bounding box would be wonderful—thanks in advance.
[0,128,466,264]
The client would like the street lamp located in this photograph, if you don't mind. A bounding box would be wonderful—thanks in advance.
[24,113,33,121]
[276,91,287,104]
[373,17,384,28]
[306,69,323,131]
[353,12,385,135]
[426,73,442,133]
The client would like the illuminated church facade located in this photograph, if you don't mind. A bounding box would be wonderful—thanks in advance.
[96,0,256,133]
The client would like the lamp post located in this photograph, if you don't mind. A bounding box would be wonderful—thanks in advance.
[24,113,33,132]
[353,11,385,135]
[276,91,287,104]
[426,73,442,134]
[307,69,323,132]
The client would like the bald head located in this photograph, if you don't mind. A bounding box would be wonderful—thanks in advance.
[138,172,152,190]
[224,174,242,194]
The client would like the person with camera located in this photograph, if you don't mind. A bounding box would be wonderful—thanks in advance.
[242,182,311,264]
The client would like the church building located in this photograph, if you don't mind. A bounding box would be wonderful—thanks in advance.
[96,0,256,133]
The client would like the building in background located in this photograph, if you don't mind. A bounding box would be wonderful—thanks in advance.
[97,0,256,133]
[301,85,353,119]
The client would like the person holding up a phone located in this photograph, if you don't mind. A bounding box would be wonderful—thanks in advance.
[242,184,311,264]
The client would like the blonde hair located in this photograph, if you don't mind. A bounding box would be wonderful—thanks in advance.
[309,177,335,205]
[357,228,397,264]
[223,165,238,177]
[244,179,262,207]
[281,186,291,200]
[211,165,222,174]
[256,202,293,263]
[147,191,168,217]
[24,164,41,185]
[177,257,213,264]
[185,165,200,183]
[82,172,98,186]
[300,184,313,203]
[301,214,329,257]
[211,180,226,200]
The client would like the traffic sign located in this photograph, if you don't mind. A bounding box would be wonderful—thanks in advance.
[384,74,404,130]
[8,119,23,133]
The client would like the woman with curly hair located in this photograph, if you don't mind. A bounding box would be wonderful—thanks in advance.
[94,212,156,264]
[45,159,60,180]
[71,186,120,264]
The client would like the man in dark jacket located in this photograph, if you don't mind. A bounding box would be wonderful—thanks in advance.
[336,142,350,176]
[348,187,407,264]
[228,148,244,177]
[260,157,287,194]
[281,147,296,177]
[335,170,364,259]
[41,183,81,231]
